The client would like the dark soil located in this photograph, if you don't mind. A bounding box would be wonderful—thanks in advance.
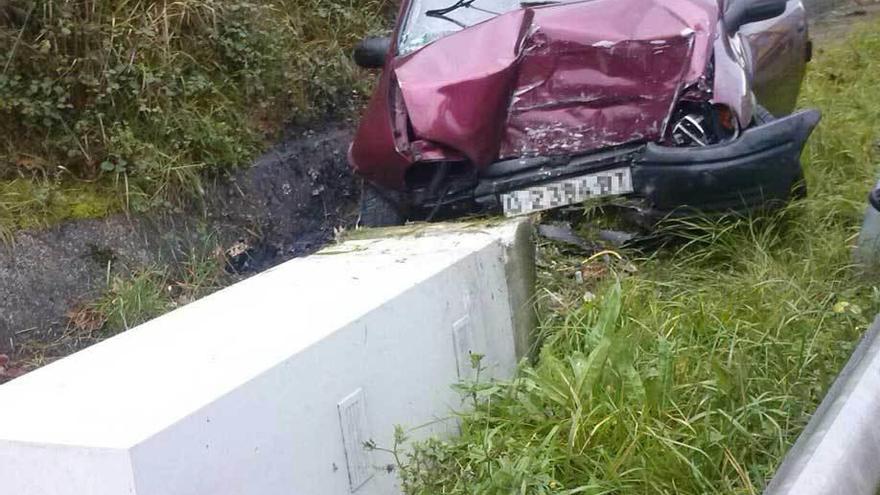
[0,122,358,372]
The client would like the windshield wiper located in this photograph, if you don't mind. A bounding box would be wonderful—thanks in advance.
[426,0,494,28]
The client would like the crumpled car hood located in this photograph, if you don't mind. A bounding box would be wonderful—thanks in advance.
[393,0,719,167]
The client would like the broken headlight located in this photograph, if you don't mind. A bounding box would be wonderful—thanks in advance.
[667,102,740,147]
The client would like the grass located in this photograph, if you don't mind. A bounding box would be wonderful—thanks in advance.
[14,233,232,373]
[390,18,880,495]
[0,178,119,242]
[0,0,390,231]
[93,235,232,332]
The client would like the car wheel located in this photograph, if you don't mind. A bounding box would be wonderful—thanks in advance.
[753,104,808,199]
[359,183,406,227]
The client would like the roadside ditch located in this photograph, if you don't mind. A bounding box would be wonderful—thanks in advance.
[0,0,867,381]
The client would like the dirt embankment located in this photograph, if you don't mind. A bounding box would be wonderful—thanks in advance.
[0,0,870,374]
[0,124,358,357]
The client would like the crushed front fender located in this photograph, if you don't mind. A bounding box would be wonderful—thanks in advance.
[631,109,821,215]
[464,109,820,216]
[392,0,718,170]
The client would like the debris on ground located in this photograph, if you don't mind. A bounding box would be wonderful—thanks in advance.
[598,229,637,247]
[536,222,594,252]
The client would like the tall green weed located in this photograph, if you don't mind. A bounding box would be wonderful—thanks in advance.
[0,0,388,216]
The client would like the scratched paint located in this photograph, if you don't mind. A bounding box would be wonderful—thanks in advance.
[349,0,806,191]
[392,0,717,166]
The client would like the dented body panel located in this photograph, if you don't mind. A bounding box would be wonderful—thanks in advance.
[393,9,533,168]
[501,0,717,159]
[349,0,815,217]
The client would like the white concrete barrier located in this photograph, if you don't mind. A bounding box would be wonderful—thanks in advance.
[0,220,535,495]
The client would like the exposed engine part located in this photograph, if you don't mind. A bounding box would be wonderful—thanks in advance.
[667,102,740,147]
[671,114,710,146]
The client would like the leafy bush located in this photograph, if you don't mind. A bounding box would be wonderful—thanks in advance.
[0,0,388,214]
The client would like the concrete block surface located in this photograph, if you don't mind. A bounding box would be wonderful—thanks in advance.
[0,220,534,495]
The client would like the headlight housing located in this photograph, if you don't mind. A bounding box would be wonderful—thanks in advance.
[667,102,740,147]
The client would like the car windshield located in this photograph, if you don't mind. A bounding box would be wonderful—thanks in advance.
[398,0,527,55]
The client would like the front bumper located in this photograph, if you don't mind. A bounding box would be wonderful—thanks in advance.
[449,109,819,218]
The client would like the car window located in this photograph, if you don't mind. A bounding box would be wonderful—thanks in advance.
[398,0,525,55]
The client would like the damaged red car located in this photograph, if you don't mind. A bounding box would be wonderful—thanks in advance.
[349,0,819,226]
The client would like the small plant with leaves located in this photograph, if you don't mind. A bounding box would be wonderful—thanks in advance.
[0,0,391,230]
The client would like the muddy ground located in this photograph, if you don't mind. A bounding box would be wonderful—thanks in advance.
[0,123,358,369]
[0,0,872,380]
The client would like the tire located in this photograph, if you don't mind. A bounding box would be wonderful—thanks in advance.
[753,104,808,200]
[359,183,405,227]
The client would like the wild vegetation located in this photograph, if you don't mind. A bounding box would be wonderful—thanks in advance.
[16,234,232,371]
[0,0,389,236]
[5,4,879,490]
[390,19,880,494]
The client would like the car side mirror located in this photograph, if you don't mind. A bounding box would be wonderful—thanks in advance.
[724,0,787,32]
[353,36,391,69]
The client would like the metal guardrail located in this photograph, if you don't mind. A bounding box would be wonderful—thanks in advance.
[766,147,880,493]
[764,315,880,495]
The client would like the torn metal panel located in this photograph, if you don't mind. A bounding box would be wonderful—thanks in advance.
[503,0,717,158]
[394,9,533,167]
[349,0,815,221]
[393,0,719,167]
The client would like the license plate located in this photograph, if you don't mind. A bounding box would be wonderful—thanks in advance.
[501,167,634,217]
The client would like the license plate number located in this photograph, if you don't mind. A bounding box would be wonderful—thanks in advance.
[501,167,634,217]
